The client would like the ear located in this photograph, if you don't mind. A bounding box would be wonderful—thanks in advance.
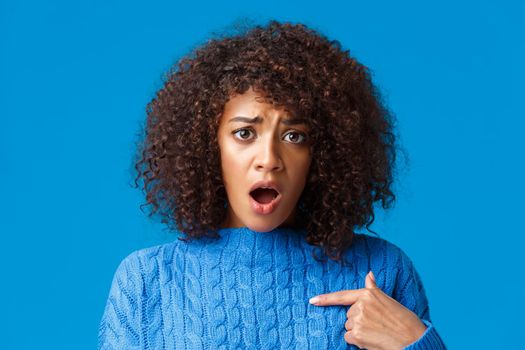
[365,270,377,289]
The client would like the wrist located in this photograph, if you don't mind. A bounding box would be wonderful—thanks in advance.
[401,320,428,348]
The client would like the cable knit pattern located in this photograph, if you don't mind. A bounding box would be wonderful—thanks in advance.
[98,227,447,349]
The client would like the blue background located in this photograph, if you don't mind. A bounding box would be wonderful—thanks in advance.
[1,0,523,348]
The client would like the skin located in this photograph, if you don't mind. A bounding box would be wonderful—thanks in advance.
[217,86,312,232]
[309,271,428,349]
[217,86,427,348]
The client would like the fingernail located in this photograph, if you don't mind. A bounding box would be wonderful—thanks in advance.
[309,296,320,305]
[370,271,376,282]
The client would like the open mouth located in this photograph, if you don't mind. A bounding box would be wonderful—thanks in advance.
[249,187,279,204]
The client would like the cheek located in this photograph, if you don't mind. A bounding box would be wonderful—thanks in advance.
[289,156,312,192]
[297,153,312,178]
[219,144,244,181]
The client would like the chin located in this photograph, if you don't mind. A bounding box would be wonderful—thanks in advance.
[245,219,282,233]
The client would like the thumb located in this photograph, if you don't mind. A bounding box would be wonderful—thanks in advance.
[365,270,377,289]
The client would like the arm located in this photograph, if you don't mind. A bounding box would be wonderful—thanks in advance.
[98,251,143,350]
[393,249,447,350]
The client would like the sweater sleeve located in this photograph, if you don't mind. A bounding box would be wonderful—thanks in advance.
[392,248,447,350]
[98,251,143,350]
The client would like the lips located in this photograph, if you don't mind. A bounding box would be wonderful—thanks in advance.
[249,179,283,215]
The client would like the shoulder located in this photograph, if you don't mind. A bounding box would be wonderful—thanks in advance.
[130,240,180,264]
[348,233,418,291]
[112,240,184,287]
[351,233,409,266]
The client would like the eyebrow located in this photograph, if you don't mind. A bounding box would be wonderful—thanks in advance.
[228,116,307,126]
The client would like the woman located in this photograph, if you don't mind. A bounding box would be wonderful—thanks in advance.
[98,20,447,349]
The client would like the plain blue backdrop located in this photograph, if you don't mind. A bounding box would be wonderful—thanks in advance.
[1,0,523,348]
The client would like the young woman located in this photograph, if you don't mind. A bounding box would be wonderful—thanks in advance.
[98,20,447,349]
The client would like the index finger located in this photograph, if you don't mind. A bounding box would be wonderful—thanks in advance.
[309,288,365,306]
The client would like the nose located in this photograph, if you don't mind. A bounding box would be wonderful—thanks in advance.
[254,134,283,172]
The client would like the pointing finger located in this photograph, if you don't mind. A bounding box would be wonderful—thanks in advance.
[309,289,364,306]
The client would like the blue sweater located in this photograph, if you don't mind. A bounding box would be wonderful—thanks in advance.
[98,226,446,349]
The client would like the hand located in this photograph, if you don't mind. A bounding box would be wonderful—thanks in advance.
[309,271,427,350]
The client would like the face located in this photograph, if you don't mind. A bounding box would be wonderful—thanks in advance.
[217,86,312,232]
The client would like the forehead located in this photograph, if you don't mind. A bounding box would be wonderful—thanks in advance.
[223,88,293,121]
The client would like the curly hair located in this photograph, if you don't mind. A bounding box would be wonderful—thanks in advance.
[132,19,406,264]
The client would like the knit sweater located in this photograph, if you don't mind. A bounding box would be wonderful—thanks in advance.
[98,226,446,349]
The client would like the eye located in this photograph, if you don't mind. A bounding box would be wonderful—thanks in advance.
[232,127,255,141]
[283,131,307,144]
[232,128,307,144]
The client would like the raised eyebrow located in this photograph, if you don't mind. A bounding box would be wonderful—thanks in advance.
[282,118,307,126]
[228,116,307,126]
[228,116,263,124]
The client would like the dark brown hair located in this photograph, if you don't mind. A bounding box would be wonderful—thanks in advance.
[132,19,406,263]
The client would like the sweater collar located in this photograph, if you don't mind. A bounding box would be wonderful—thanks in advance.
[215,226,308,247]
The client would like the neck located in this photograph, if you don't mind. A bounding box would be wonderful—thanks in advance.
[220,207,301,230]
